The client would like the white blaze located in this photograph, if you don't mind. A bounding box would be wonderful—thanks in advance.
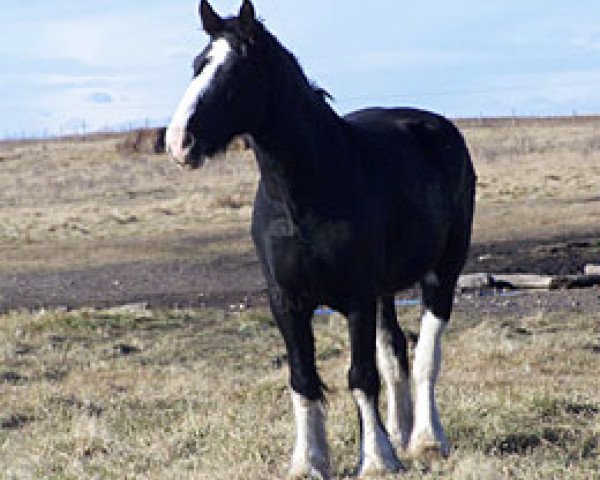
[165,37,232,160]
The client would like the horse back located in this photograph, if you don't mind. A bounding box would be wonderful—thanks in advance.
[342,107,476,291]
[344,107,476,207]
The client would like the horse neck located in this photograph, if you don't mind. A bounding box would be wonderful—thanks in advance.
[251,68,347,204]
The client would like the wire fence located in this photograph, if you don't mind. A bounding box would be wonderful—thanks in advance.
[0,83,597,141]
[0,116,170,142]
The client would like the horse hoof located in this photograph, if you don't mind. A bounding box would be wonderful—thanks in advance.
[357,463,404,478]
[288,471,329,480]
[408,434,450,460]
[288,463,330,480]
[388,431,411,453]
[357,454,404,478]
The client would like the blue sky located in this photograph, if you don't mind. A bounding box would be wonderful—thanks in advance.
[1,0,599,138]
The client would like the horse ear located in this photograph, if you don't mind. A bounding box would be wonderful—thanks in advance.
[238,0,257,40]
[199,0,224,36]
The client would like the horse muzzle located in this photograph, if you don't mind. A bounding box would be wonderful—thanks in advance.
[165,125,205,169]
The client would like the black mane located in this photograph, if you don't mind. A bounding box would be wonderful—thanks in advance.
[246,20,334,105]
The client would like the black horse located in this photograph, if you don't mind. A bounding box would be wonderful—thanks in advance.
[166,1,475,478]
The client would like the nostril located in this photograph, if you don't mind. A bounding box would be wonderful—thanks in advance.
[165,125,194,161]
[182,132,191,149]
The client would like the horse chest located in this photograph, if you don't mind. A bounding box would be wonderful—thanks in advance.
[253,210,367,298]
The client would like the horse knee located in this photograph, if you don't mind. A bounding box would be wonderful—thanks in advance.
[348,363,380,397]
[290,375,324,402]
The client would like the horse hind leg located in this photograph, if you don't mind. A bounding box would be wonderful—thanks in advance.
[347,300,404,476]
[409,265,462,459]
[409,302,450,459]
[375,295,413,451]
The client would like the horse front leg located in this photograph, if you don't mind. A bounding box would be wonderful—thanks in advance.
[269,291,329,479]
[347,300,404,477]
[289,389,328,480]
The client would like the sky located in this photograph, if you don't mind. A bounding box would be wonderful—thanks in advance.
[1,0,599,138]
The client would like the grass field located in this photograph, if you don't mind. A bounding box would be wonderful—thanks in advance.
[1,306,598,479]
[1,116,600,273]
[1,116,599,478]
[459,116,600,244]
[0,134,257,273]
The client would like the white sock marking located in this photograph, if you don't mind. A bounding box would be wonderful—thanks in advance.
[166,37,232,160]
[290,390,329,479]
[376,324,413,450]
[410,310,449,456]
[352,389,402,475]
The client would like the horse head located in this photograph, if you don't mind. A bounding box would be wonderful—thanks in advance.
[165,0,270,168]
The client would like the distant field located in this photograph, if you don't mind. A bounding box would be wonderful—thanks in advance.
[1,116,599,478]
[456,116,600,244]
[1,116,600,273]
[0,133,257,272]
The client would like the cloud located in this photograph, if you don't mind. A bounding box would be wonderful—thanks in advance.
[40,4,197,71]
[86,92,114,104]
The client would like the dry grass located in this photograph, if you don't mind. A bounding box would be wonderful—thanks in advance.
[0,137,257,273]
[1,306,598,479]
[456,116,600,243]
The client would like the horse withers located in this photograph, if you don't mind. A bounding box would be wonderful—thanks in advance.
[166,1,476,478]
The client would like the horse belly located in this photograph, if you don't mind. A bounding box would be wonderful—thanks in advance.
[381,212,448,292]
[382,251,437,292]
